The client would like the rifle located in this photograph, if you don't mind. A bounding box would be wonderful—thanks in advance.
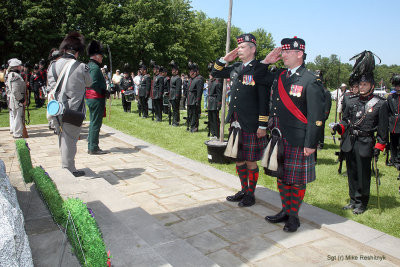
[107,44,112,121]
[372,155,381,214]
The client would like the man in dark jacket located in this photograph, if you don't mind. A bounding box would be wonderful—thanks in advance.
[187,62,204,132]
[152,65,164,121]
[211,34,269,207]
[262,37,325,232]
[169,61,182,126]
[207,65,223,138]
[120,67,134,113]
[138,64,151,118]
[86,40,108,154]
[388,74,400,167]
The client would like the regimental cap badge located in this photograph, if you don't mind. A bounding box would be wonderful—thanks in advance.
[293,41,298,48]
[245,35,249,41]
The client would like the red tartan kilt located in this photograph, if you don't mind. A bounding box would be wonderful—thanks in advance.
[240,131,268,162]
[281,138,316,184]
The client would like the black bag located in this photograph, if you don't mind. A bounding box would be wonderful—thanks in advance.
[62,108,85,127]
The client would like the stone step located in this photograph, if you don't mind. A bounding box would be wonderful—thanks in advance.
[47,168,218,267]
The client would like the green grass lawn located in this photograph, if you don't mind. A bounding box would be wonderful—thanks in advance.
[1,96,399,238]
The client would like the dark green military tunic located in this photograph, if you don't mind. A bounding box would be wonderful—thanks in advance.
[86,59,107,152]
[339,93,388,210]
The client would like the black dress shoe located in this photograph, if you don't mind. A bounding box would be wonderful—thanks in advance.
[226,191,245,202]
[342,203,355,210]
[265,210,289,223]
[353,207,366,215]
[88,149,108,155]
[72,170,85,177]
[283,216,300,232]
[238,194,255,207]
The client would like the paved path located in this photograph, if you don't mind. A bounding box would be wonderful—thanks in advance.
[1,123,400,266]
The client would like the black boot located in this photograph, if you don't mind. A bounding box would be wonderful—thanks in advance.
[265,210,289,223]
[342,203,355,210]
[238,193,255,207]
[226,191,245,202]
[283,215,300,232]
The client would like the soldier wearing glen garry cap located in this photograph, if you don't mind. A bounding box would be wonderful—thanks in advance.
[212,33,269,208]
[260,36,325,232]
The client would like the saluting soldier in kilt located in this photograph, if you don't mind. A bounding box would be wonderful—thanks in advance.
[211,33,269,207]
[262,37,325,232]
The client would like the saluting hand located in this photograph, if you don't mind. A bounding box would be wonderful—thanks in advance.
[223,48,239,63]
[262,47,282,64]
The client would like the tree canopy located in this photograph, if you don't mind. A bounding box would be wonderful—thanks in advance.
[1,0,398,84]
[0,0,275,75]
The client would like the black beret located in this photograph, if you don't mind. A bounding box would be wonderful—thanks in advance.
[237,33,256,46]
[281,36,305,51]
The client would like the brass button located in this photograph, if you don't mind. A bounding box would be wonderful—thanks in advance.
[235,97,237,99]
[273,113,276,115]
[234,105,237,108]
[277,98,279,101]
[274,107,276,110]
[237,89,239,91]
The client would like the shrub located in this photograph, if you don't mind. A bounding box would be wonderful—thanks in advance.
[63,198,108,267]
[30,166,65,225]
[15,139,33,183]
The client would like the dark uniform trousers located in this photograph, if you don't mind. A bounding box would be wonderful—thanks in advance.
[154,99,163,121]
[187,105,198,130]
[208,110,220,137]
[339,94,388,209]
[87,98,105,151]
[390,133,400,164]
[139,96,149,117]
[170,99,180,125]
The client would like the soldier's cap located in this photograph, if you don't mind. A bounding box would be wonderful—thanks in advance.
[281,36,305,51]
[207,61,214,72]
[59,31,85,54]
[153,64,160,70]
[87,40,103,56]
[116,69,120,72]
[237,33,256,46]
[188,61,199,71]
[169,60,179,70]
[391,73,400,87]
[8,58,22,67]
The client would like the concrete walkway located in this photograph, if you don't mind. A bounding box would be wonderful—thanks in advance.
[1,123,400,266]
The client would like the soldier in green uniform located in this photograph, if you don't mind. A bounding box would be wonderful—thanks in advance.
[207,62,223,138]
[332,51,388,214]
[187,62,204,132]
[86,40,108,155]
[262,37,325,232]
[138,63,151,118]
[169,61,182,126]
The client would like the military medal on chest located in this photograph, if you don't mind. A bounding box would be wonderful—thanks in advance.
[242,75,255,86]
[289,84,303,97]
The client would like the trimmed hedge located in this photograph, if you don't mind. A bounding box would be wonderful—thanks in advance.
[30,166,65,225]
[63,198,108,267]
[15,139,33,183]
